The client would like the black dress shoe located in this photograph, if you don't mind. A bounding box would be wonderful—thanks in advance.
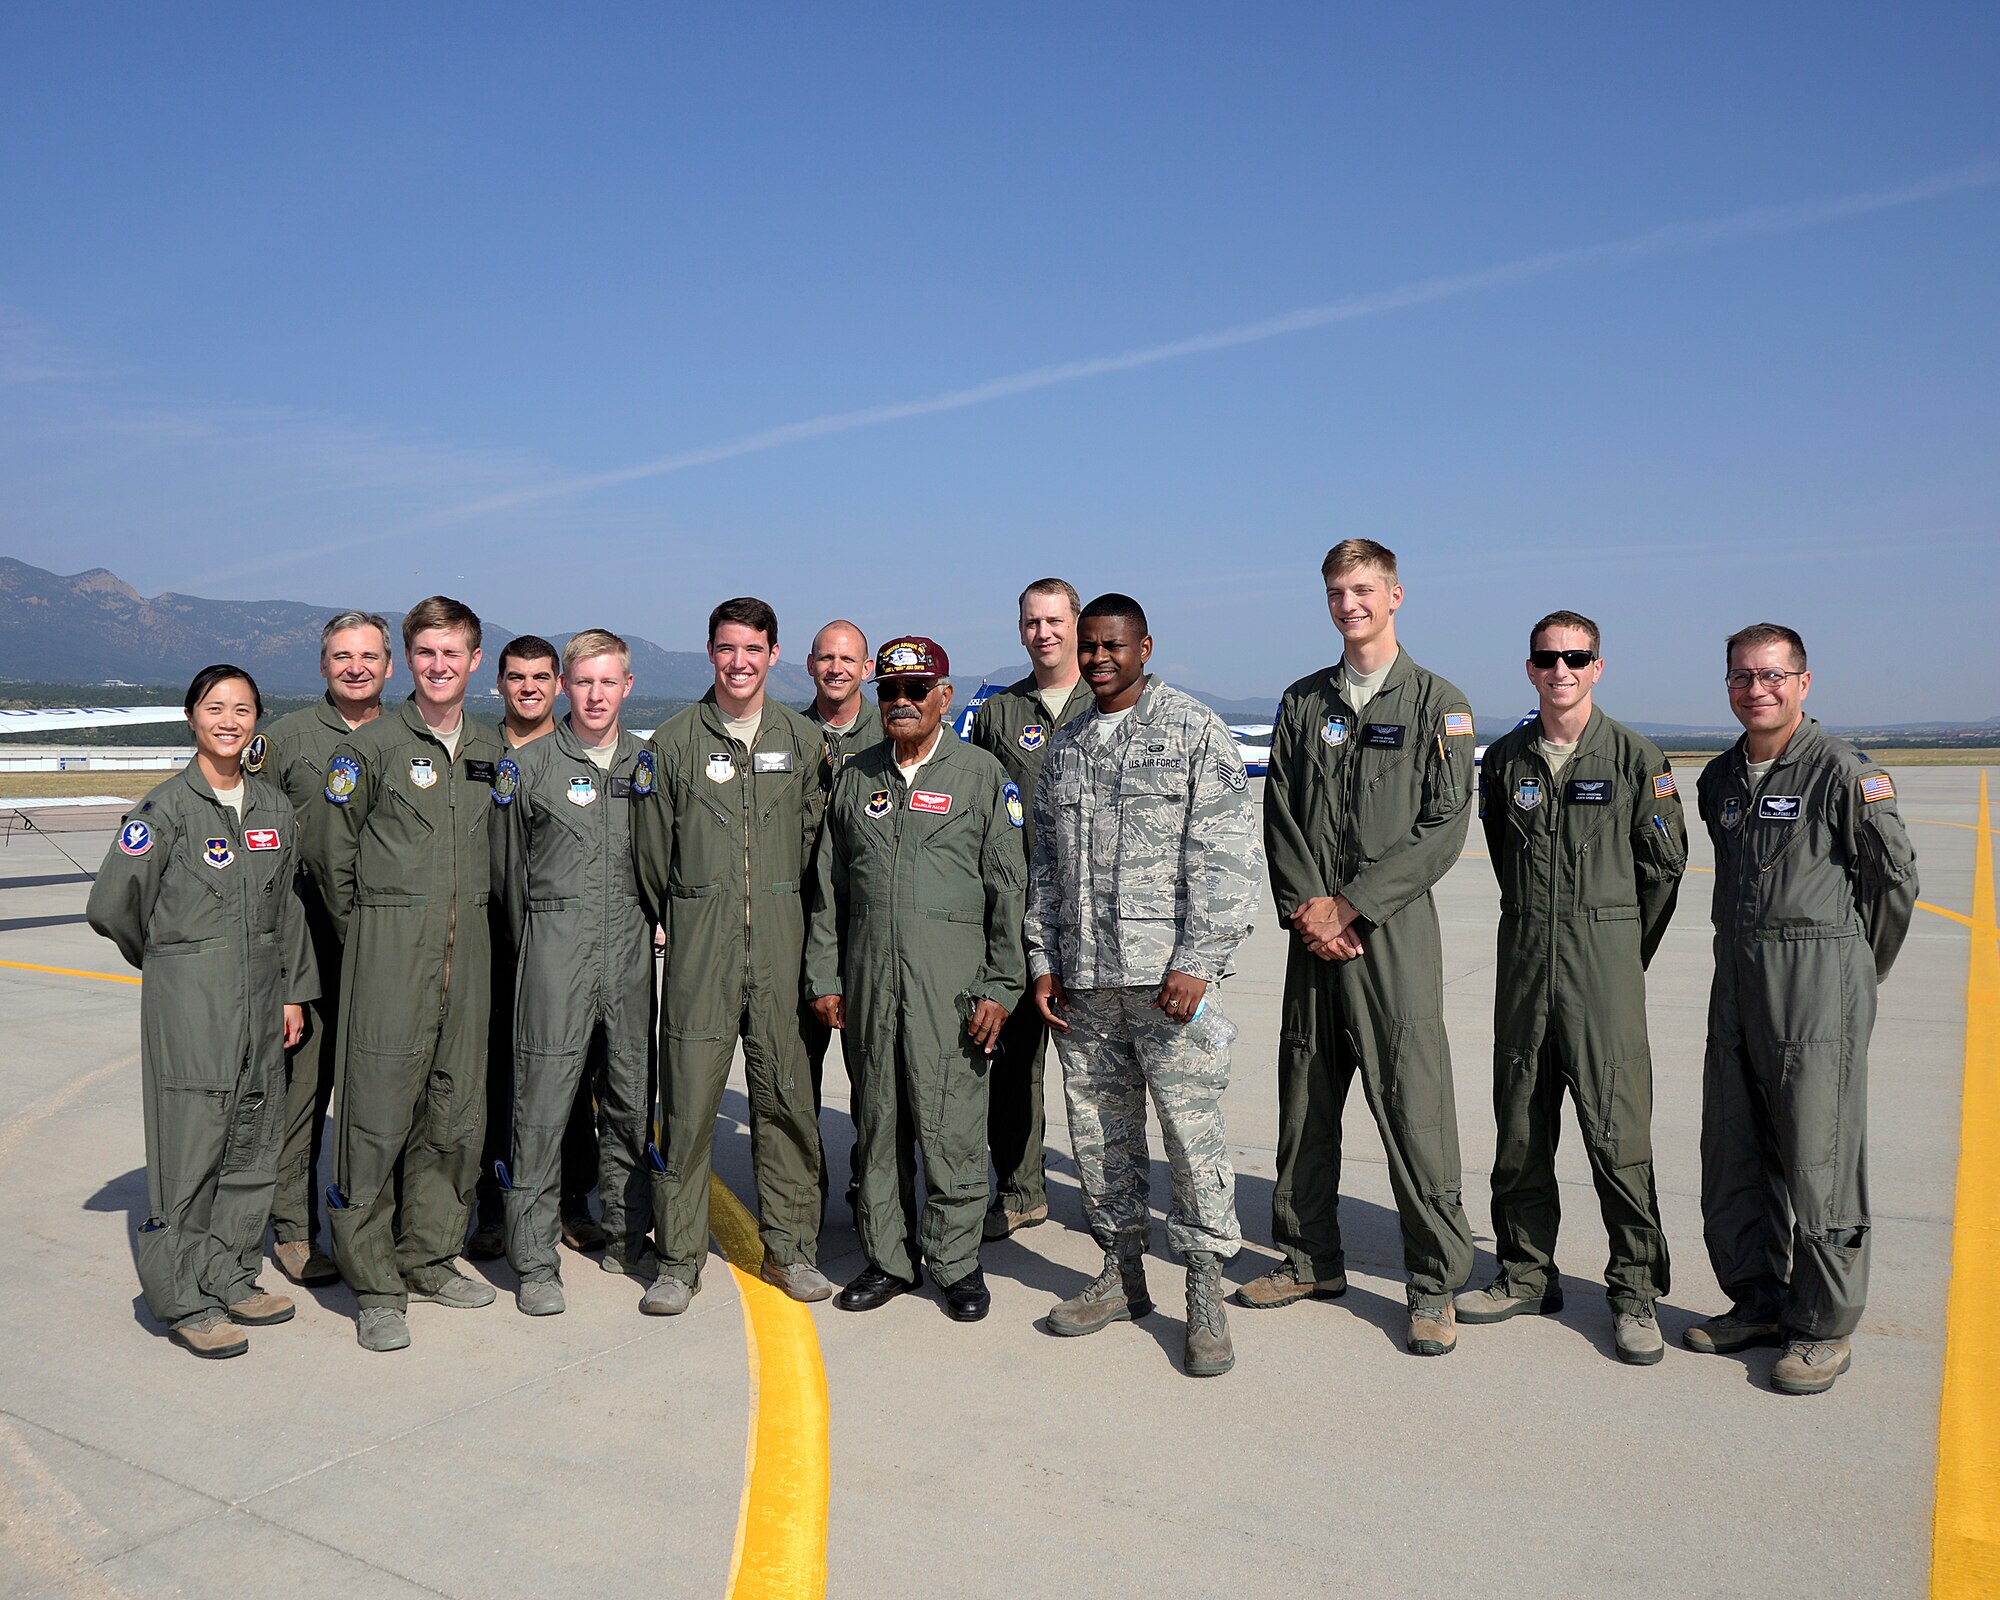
[836,1264,916,1312]
[941,1268,991,1323]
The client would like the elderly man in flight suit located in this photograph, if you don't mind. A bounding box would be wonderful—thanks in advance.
[491,629,659,1314]
[248,608,394,1288]
[1028,595,1262,1378]
[1688,623,1916,1394]
[1456,610,1686,1365]
[806,636,1024,1321]
[632,597,830,1313]
[311,595,507,1353]
[969,576,1093,1242]
[1255,539,1478,1356]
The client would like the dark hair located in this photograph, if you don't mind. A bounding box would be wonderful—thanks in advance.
[1726,622,1807,671]
[498,634,559,673]
[709,596,779,646]
[184,664,263,719]
[401,595,482,655]
[1079,593,1149,637]
[1529,609,1601,653]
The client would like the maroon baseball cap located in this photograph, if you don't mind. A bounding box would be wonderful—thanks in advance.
[875,636,949,681]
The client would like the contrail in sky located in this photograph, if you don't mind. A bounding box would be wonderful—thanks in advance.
[218,159,2000,573]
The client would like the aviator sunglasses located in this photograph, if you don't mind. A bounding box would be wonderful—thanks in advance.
[876,678,939,702]
[1528,649,1598,670]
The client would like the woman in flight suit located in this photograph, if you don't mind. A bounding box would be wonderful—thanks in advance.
[88,665,317,1359]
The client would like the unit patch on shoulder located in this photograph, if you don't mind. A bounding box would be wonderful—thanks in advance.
[325,754,361,804]
[245,828,280,850]
[567,776,597,807]
[865,789,893,819]
[243,733,267,774]
[118,820,152,856]
[1652,771,1678,799]
[706,752,736,784]
[1019,724,1045,752]
[910,790,953,815]
[1443,712,1474,737]
[203,838,235,869]
[492,756,519,806]
[632,750,655,797]
[1321,716,1348,747]
[1758,794,1804,821]
[1003,781,1024,827]
[1513,776,1543,811]
[409,757,437,790]
[1860,773,1896,804]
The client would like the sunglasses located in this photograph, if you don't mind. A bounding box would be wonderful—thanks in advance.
[876,679,939,702]
[1529,649,1598,670]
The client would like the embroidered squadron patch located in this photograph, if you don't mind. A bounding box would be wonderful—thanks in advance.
[1513,776,1543,811]
[910,790,952,815]
[1321,716,1348,747]
[865,789,893,819]
[118,820,152,856]
[203,838,235,869]
[409,757,437,790]
[1653,771,1678,799]
[1003,781,1024,827]
[243,734,267,774]
[245,828,280,850]
[325,754,360,804]
[492,756,519,806]
[1444,713,1474,738]
[706,752,736,784]
[1019,724,1045,752]
[632,750,655,797]
[1720,795,1744,831]
[1861,773,1895,804]
[567,776,597,807]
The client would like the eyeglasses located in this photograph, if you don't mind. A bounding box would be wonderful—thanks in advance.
[1529,650,1597,670]
[1725,668,1806,691]
[876,679,938,702]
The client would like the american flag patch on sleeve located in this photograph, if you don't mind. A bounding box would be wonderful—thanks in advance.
[1652,772,1677,799]
[1861,773,1895,803]
[1444,712,1474,737]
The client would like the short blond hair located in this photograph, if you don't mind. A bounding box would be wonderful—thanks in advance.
[562,628,631,675]
[1018,577,1081,620]
[1320,539,1399,585]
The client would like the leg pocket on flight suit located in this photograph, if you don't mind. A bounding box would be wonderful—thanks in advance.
[159,1087,230,1183]
[1594,1053,1656,1169]
[1777,1038,1845,1181]
[1383,1019,1446,1137]
[135,1217,183,1319]
[220,1084,269,1174]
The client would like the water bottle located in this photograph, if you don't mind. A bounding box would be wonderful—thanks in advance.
[1182,995,1237,1054]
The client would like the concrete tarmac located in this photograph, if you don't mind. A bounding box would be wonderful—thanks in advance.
[0,765,1983,1598]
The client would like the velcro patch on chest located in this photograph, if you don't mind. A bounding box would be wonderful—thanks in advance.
[1564,778,1614,805]
[1321,716,1348,746]
[1758,794,1804,821]
[1362,723,1406,749]
[465,759,497,783]
[325,754,360,804]
[567,776,598,807]
[910,790,952,815]
[1019,724,1045,751]
[203,838,235,869]
[865,789,893,819]
[1513,776,1544,810]
[409,758,437,790]
[245,828,281,850]
[706,752,736,784]
[752,750,795,773]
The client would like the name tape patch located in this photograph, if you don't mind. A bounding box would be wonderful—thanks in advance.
[910,790,953,815]
[244,828,280,850]
[1565,778,1613,806]
[1363,723,1406,749]
[1758,794,1804,821]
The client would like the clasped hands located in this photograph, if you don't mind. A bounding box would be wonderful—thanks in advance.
[1291,894,1365,961]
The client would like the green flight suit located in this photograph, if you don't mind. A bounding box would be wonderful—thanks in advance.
[803,695,886,1109]
[805,735,1026,1286]
[245,695,354,1253]
[88,768,318,1326]
[309,698,505,1312]
[491,723,659,1280]
[1696,719,1916,1339]
[967,673,1093,1215]
[1264,652,1477,1311]
[1480,709,1686,1313]
[633,693,826,1288]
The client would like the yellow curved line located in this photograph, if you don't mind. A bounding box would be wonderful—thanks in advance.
[707,1174,829,1600]
[0,958,139,985]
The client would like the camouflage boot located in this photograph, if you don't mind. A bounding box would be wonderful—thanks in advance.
[1183,1252,1235,1377]
[1048,1238,1152,1337]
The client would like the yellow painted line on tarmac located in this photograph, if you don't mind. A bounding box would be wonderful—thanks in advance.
[1913,819,2000,836]
[0,958,138,985]
[1933,770,2000,1595]
[707,1173,829,1600]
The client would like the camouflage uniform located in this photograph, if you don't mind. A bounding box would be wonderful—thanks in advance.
[1025,676,1261,1258]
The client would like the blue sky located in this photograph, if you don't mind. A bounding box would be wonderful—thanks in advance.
[2,5,1996,722]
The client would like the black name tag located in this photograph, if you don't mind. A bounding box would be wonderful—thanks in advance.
[610,777,633,798]
[1565,778,1613,805]
[1362,723,1406,749]
[751,751,795,774]
[465,760,497,782]
[1758,794,1804,820]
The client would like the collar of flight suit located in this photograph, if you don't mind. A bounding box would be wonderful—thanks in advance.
[392,692,474,752]
[312,690,358,739]
[549,715,642,771]
[1524,703,1610,766]
[1719,714,1827,788]
[694,688,796,753]
[1004,671,1094,725]
[1324,646,1419,714]
[879,723,966,792]
[173,758,279,828]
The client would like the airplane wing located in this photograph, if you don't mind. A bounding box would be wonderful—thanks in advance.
[0,706,187,734]
[1227,724,1271,778]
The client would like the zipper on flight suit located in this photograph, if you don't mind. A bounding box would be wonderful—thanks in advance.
[441,736,458,1013]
